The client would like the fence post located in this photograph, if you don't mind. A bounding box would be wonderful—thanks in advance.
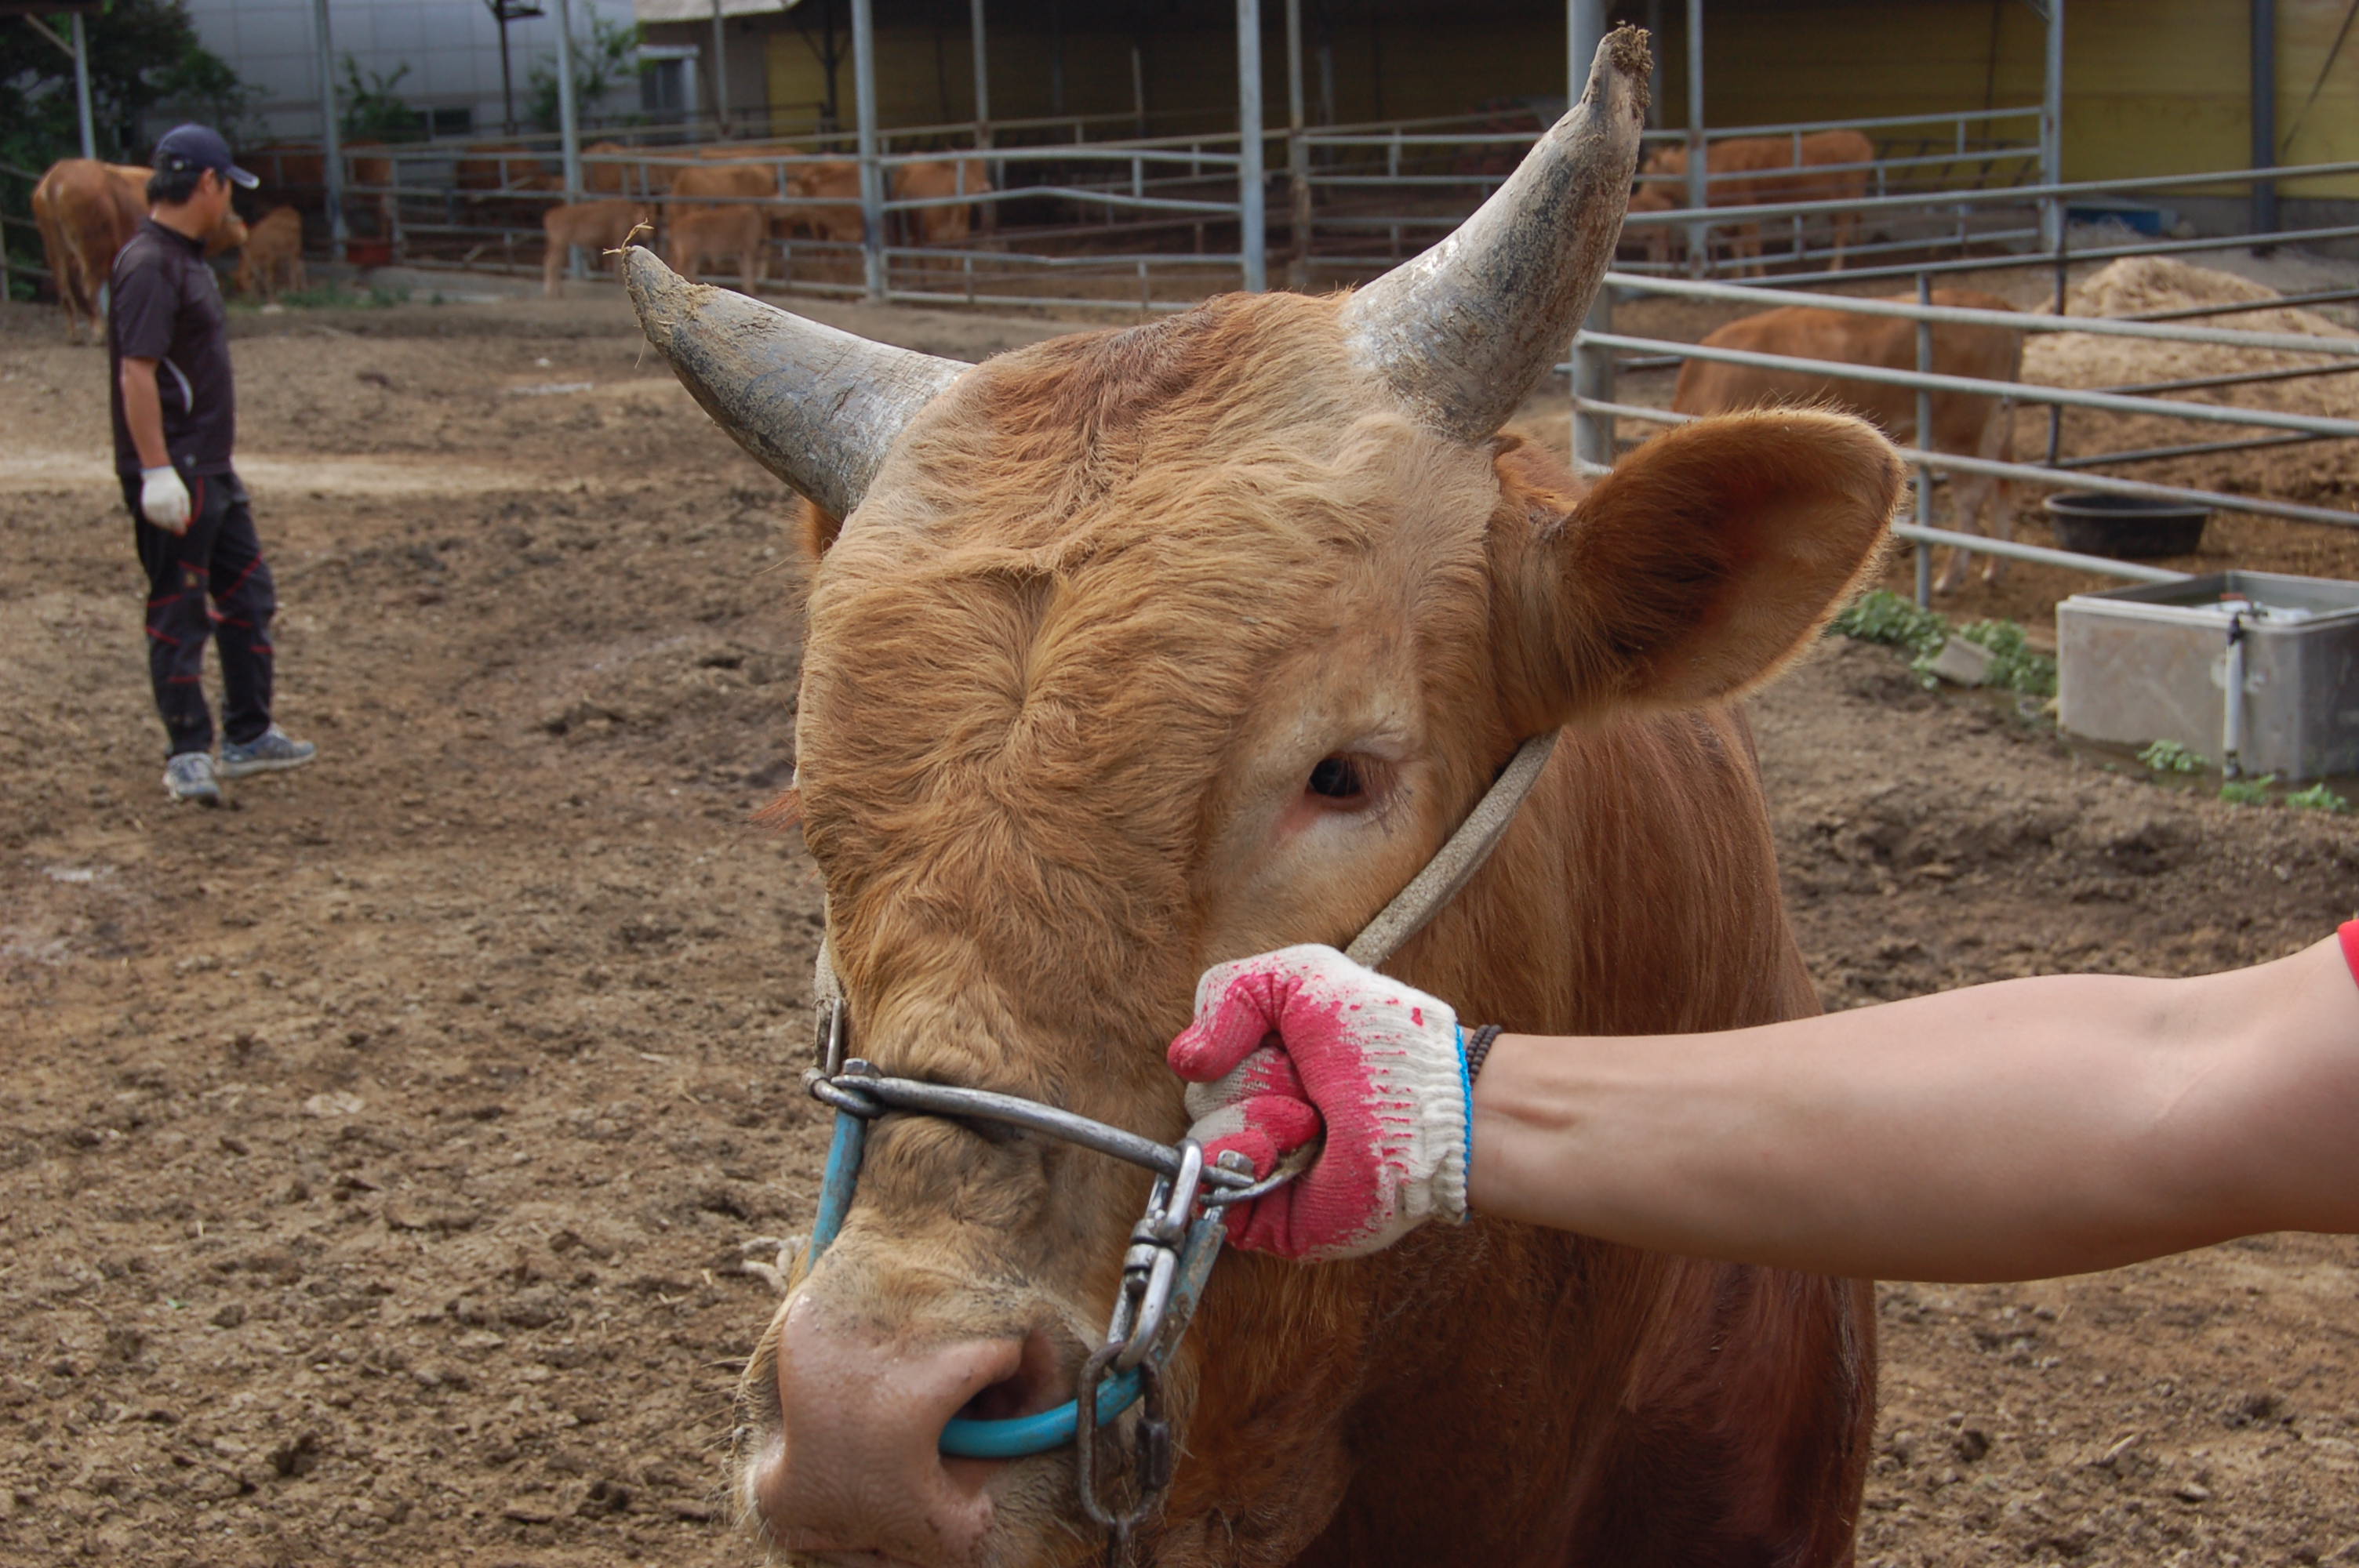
[1573,284,1616,470]
[2040,0,2064,252]
[312,0,347,264]
[1685,0,1707,276]
[69,13,96,159]
[1287,0,1310,290]
[851,0,885,300]
[1237,0,1267,292]
[554,0,583,278]
[1913,270,1936,606]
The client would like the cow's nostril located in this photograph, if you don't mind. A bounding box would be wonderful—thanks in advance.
[956,1370,1033,1424]
[951,1327,1070,1427]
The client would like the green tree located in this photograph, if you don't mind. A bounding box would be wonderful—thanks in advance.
[525,12,643,132]
[338,55,425,143]
[2,0,248,297]
[2,0,245,163]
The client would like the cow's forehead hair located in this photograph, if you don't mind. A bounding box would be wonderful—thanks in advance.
[791,292,1504,1083]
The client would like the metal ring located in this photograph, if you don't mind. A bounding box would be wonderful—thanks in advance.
[812,1073,1299,1199]
[805,1073,886,1119]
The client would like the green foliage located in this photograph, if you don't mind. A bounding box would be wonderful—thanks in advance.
[1832,590,1947,659]
[338,56,426,143]
[2287,782,2352,814]
[2218,774,2278,807]
[2,0,248,234]
[1833,592,2057,703]
[1952,619,2058,700]
[525,14,645,132]
[2138,739,2207,775]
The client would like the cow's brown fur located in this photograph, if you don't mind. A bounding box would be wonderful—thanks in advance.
[234,205,307,301]
[31,159,245,343]
[783,158,865,246]
[666,202,765,293]
[892,157,992,249]
[734,285,1903,1566]
[1672,290,2025,592]
[542,198,652,296]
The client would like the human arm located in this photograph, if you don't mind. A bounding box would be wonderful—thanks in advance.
[1172,936,2359,1281]
[118,357,173,471]
[117,358,189,532]
[1470,935,2359,1281]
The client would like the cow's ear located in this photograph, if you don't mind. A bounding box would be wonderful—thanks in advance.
[1494,410,1900,730]
[797,498,846,560]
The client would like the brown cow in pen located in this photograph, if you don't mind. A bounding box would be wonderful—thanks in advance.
[31,159,245,343]
[1640,129,1874,274]
[892,156,992,249]
[665,201,765,292]
[1673,289,2024,592]
[542,198,651,296]
[783,158,865,245]
[234,205,308,301]
[630,28,1902,1568]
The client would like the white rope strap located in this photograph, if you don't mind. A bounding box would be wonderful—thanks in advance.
[1343,731,1560,968]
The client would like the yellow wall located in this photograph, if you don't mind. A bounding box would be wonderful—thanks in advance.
[758,2,2359,197]
[1667,0,2357,199]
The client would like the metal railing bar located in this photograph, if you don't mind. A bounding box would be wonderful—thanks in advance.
[1578,333,2359,434]
[1889,520,2193,582]
[1635,104,2046,140]
[2116,286,2359,321]
[2048,430,2331,469]
[1609,157,2359,227]
[1639,221,2359,291]
[1630,149,2040,187]
[1568,395,2359,528]
[1596,273,2359,358]
[2101,362,2359,395]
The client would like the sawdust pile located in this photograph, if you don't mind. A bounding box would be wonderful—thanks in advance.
[2023,256,2356,417]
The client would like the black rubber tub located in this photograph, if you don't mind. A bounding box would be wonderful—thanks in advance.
[2043,492,2210,560]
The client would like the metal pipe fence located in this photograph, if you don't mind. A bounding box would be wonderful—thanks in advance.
[321,129,1256,309]
[1570,247,2359,603]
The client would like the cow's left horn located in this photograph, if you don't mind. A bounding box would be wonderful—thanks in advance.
[624,246,966,517]
[1342,26,1650,441]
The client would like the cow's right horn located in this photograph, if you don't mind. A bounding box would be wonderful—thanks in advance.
[624,246,966,518]
[1342,26,1650,443]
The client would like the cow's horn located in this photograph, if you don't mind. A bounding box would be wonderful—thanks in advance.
[1342,26,1650,442]
[623,246,966,518]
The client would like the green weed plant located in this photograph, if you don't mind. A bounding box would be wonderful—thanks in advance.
[2219,774,2278,807]
[2138,739,2207,775]
[2287,782,2352,814]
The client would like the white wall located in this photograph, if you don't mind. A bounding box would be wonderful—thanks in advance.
[173,0,642,143]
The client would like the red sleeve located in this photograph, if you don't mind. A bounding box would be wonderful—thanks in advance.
[2339,921,2359,986]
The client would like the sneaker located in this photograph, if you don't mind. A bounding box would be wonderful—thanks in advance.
[219,725,318,779]
[163,751,224,805]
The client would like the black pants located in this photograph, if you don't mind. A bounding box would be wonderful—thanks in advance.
[124,468,276,758]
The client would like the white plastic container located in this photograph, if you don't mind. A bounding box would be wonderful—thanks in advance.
[2055,571,2359,782]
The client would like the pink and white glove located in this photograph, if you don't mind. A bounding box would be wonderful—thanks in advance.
[1168,945,1470,1262]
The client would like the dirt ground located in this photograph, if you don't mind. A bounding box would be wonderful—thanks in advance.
[3,283,2355,1568]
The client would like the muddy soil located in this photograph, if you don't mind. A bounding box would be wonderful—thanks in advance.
[3,288,2355,1568]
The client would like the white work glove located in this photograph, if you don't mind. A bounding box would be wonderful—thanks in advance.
[1167,945,1470,1262]
[140,466,191,534]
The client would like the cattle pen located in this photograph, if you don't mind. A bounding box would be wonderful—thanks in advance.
[1571,157,2359,608]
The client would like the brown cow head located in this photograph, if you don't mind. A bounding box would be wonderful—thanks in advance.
[630,29,1898,1568]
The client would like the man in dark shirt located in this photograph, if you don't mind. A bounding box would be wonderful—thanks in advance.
[111,123,316,805]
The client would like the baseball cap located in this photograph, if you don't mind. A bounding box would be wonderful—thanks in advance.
[154,124,260,190]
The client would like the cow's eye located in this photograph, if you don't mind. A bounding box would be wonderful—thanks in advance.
[1307,756,1367,800]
